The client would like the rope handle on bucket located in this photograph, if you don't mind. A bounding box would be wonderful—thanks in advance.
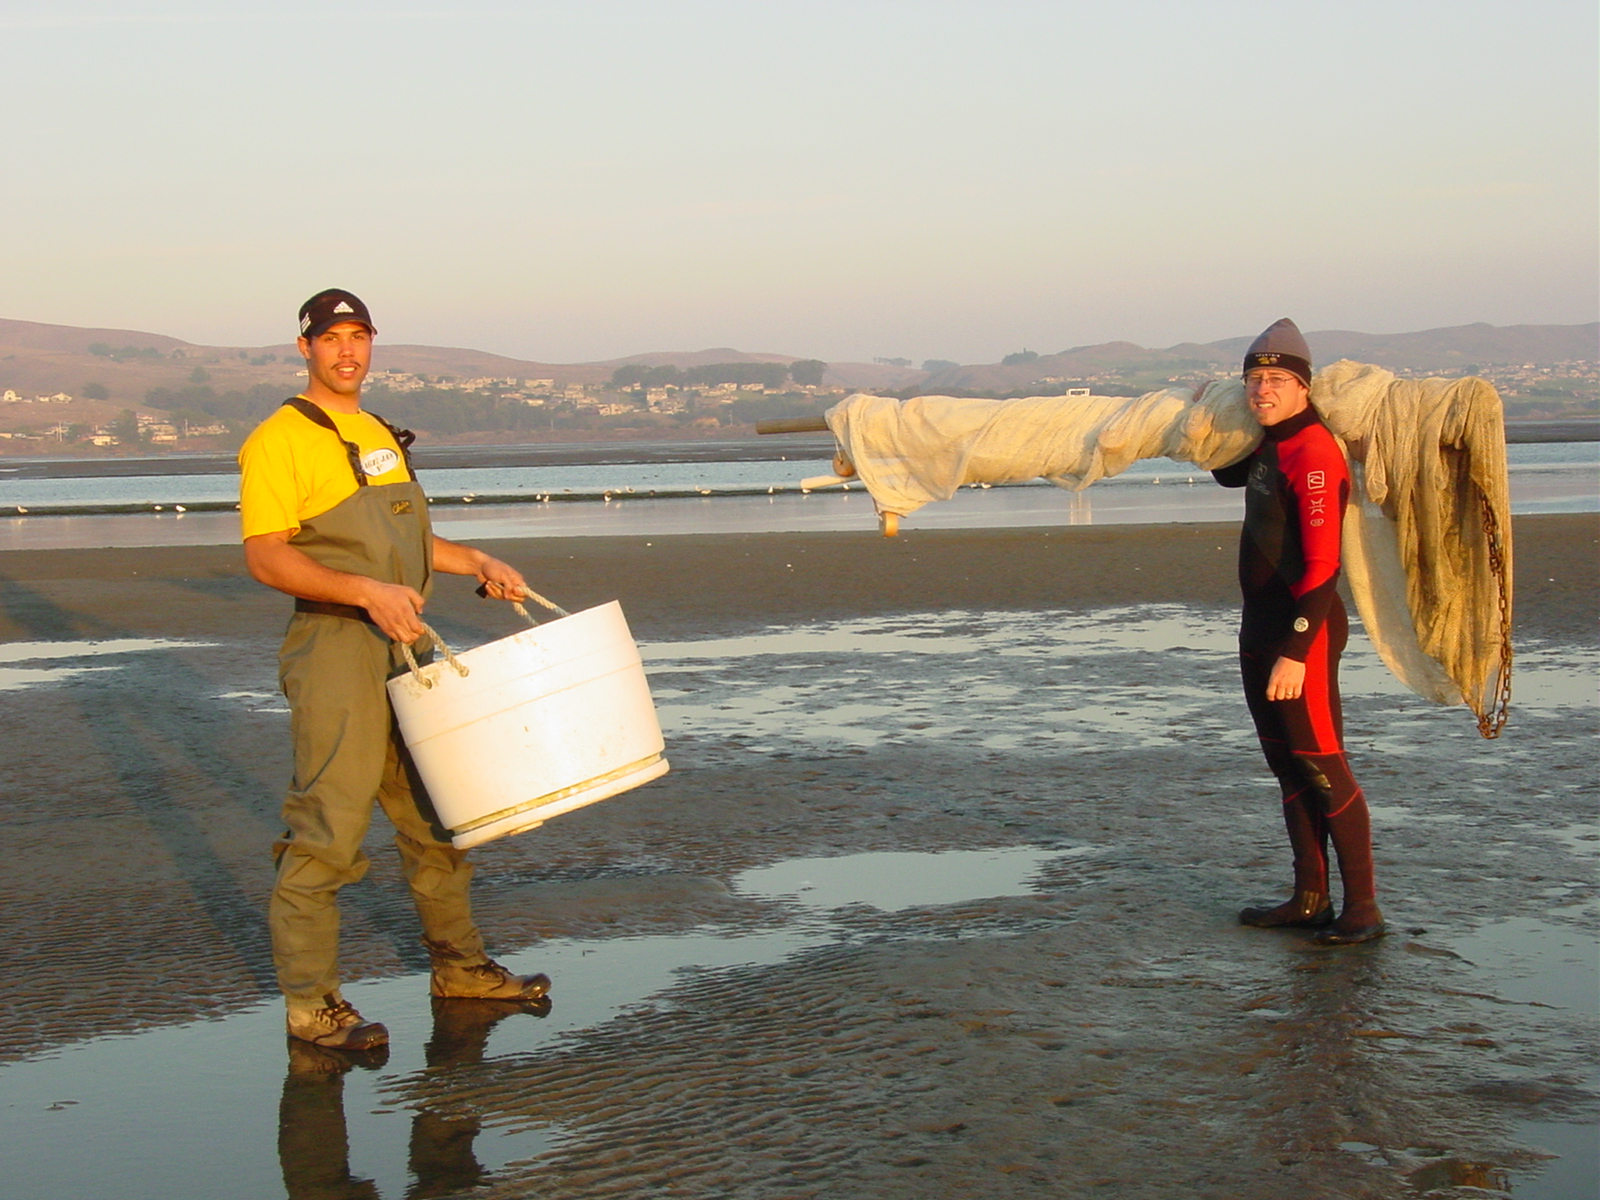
[475,583,571,623]
[401,588,573,688]
[399,623,469,689]
[512,589,570,624]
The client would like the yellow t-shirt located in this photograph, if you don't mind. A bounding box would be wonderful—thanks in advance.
[238,399,413,540]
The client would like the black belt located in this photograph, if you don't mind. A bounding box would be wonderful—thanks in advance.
[294,599,375,624]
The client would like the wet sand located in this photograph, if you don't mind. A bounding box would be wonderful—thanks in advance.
[0,514,1595,1198]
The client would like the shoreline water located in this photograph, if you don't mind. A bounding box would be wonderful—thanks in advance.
[0,449,1592,551]
[0,415,1591,481]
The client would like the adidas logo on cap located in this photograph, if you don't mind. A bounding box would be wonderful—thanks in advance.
[334,301,354,314]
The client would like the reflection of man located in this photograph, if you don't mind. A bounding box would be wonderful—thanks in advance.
[279,1040,384,1200]
[1211,318,1385,946]
[278,998,545,1200]
[241,289,551,1049]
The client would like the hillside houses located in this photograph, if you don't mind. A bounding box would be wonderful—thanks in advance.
[3,390,74,404]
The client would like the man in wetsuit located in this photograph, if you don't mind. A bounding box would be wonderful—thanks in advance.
[1211,318,1386,946]
[240,289,552,1049]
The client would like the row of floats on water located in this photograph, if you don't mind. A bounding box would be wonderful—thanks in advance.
[4,475,1205,517]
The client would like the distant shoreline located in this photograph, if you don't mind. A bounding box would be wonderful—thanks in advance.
[0,419,1593,481]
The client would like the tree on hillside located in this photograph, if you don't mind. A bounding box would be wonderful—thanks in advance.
[109,409,144,445]
[790,359,827,387]
[612,363,683,390]
[145,382,284,423]
[81,382,110,400]
[1002,350,1039,366]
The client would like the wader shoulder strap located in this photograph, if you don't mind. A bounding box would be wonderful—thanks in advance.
[368,412,418,479]
[281,396,418,484]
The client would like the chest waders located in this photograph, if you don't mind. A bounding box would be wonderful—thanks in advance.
[269,398,488,1003]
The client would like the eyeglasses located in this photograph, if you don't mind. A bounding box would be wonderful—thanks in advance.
[1245,371,1301,389]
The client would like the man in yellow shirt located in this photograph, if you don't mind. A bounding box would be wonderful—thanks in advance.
[241,289,549,1050]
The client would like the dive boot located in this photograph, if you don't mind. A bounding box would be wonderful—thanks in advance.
[1313,903,1388,946]
[1238,892,1335,929]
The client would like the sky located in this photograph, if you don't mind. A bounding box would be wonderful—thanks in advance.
[1,0,1595,365]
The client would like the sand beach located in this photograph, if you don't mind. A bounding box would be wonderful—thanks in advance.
[0,514,1594,1198]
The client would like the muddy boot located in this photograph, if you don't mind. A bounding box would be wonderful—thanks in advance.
[1239,891,1335,928]
[286,992,390,1050]
[425,938,551,1002]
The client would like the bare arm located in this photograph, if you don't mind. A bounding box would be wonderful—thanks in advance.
[431,535,529,600]
[244,531,427,642]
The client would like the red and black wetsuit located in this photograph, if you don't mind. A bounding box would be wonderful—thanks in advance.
[1214,407,1377,922]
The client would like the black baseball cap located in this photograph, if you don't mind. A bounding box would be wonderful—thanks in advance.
[298,288,376,340]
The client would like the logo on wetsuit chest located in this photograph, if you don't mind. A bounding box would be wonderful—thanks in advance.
[391,500,412,515]
[360,447,400,477]
[1248,460,1271,494]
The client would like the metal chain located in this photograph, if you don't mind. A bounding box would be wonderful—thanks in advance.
[1476,494,1513,739]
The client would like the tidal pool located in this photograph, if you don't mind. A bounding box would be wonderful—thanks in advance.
[0,844,1075,1200]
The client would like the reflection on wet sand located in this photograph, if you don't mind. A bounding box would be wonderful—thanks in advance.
[0,520,1593,1199]
[279,997,551,1200]
[280,1040,387,1200]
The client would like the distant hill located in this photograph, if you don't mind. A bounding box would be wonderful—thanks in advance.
[926,323,1599,393]
[0,315,1591,451]
[0,318,907,401]
[3,315,1588,406]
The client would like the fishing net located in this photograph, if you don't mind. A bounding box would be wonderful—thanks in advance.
[825,361,1513,736]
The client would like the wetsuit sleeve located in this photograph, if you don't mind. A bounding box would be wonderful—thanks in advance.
[1212,457,1250,488]
[1279,435,1349,661]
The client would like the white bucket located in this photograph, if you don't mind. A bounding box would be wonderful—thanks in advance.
[387,600,668,849]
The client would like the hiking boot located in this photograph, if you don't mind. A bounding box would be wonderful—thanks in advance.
[286,993,390,1050]
[425,938,551,1002]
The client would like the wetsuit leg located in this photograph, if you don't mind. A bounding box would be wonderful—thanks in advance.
[1262,603,1381,933]
[1240,647,1329,902]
